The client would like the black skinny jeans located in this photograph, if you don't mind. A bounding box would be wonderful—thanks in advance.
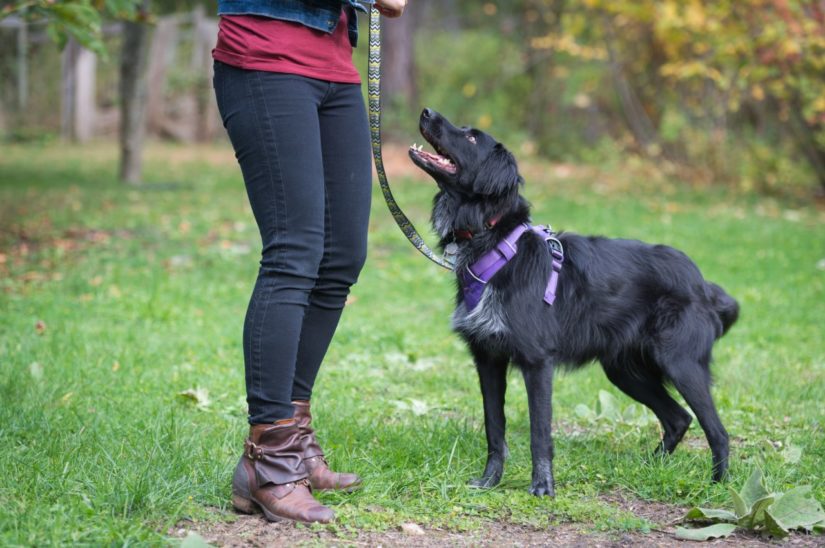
[213,61,372,424]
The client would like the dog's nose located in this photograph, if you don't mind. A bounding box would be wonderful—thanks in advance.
[422,108,433,119]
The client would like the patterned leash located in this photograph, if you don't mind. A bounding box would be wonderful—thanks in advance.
[367,7,455,271]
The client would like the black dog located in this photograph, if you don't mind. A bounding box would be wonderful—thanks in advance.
[409,108,739,496]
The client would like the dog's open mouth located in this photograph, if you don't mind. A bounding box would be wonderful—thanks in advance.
[409,142,457,175]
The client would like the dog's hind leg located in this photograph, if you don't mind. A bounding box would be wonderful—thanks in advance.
[601,362,692,455]
[665,361,729,482]
[468,345,509,489]
[521,360,555,497]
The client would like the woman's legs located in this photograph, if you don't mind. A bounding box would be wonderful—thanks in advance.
[291,82,372,401]
[214,62,371,423]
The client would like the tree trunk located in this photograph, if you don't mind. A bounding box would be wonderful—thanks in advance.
[60,38,79,141]
[17,11,28,112]
[788,100,825,194]
[74,47,97,142]
[524,0,565,144]
[192,7,220,142]
[381,9,418,112]
[145,15,179,135]
[60,39,97,142]
[119,1,151,185]
[602,15,662,156]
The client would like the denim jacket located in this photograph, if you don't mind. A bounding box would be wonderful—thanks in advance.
[217,0,373,47]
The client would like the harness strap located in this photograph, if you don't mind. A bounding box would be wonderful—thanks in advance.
[462,223,564,309]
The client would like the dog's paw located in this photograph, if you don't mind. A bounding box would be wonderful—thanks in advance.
[529,477,555,497]
[468,474,501,489]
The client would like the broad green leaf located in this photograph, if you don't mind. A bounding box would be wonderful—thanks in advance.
[684,506,737,523]
[675,523,737,541]
[622,403,638,423]
[597,390,622,422]
[575,404,596,421]
[738,495,774,529]
[728,486,749,519]
[763,507,790,538]
[738,468,769,509]
[764,486,825,533]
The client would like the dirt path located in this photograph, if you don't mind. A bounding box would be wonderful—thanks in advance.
[175,492,822,547]
[178,514,805,547]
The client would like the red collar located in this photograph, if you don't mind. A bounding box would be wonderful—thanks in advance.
[453,215,502,241]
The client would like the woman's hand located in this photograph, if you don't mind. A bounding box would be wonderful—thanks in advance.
[374,0,406,18]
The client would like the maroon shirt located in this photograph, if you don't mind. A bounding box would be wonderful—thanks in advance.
[212,10,361,84]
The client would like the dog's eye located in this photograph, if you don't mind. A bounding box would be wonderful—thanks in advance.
[466,134,477,144]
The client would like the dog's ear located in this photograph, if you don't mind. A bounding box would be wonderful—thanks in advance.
[473,144,522,195]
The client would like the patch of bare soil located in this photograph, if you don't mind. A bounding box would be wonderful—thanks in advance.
[177,493,822,547]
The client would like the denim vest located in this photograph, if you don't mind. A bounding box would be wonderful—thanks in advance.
[217,0,373,47]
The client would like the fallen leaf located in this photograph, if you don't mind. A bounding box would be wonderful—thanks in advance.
[684,506,738,524]
[112,361,120,372]
[178,387,211,408]
[180,531,213,547]
[781,443,802,464]
[410,399,429,416]
[675,523,737,541]
[400,523,425,536]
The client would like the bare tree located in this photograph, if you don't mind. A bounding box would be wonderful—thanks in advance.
[381,8,419,112]
[119,0,151,185]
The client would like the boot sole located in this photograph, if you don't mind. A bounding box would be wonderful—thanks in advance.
[232,494,287,523]
[232,494,334,524]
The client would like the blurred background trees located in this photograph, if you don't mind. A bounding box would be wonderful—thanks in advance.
[1,0,823,195]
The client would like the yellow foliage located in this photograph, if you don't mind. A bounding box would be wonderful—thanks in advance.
[684,0,706,29]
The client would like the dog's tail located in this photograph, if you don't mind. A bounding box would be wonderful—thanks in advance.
[708,283,739,337]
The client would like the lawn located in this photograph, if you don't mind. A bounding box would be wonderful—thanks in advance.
[0,141,823,545]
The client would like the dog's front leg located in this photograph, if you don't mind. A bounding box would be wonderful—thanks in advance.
[468,346,509,488]
[522,360,555,497]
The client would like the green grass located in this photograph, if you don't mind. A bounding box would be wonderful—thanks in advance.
[1,142,823,544]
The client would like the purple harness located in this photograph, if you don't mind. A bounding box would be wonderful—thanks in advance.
[459,223,564,311]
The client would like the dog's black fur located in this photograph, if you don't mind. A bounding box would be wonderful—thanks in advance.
[409,109,739,496]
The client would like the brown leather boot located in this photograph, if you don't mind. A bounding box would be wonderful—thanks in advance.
[231,419,335,523]
[292,400,362,492]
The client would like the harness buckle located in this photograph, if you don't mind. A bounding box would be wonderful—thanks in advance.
[546,236,564,263]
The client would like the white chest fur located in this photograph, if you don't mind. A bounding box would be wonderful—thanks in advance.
[451,286,510,339]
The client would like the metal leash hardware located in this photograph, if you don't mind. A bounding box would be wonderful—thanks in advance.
[367,6,455,271]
